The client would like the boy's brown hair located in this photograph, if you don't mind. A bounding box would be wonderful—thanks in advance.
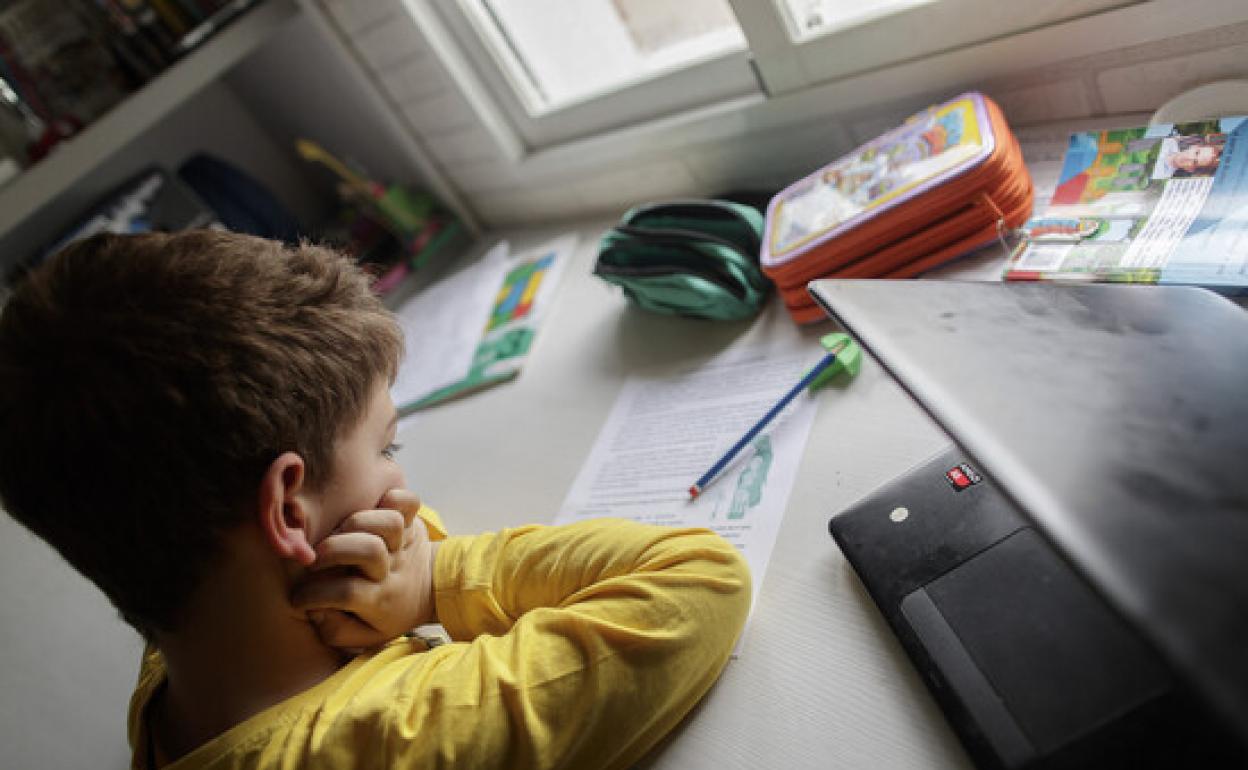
[0,231,403,637]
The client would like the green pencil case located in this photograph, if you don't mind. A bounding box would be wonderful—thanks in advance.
[594,200,771,320]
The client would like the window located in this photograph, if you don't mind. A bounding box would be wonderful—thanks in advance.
[428,0,1141,152]
[734,0,1138,97]
[778,0,936,42]
[434,0,757,148]
[462,0,747,113]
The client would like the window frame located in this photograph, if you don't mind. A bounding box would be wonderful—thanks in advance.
[731,0,1145,97]
[411,0,1161,157]
[427,0,761,151]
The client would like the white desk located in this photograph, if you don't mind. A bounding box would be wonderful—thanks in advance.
[395,222,1002,769]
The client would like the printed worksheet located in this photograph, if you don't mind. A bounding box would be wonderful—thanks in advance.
[555,340,825,618]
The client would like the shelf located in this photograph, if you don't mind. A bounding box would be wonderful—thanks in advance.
[0,0,300,240]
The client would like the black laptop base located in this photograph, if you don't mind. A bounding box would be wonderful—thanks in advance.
[829,447,1242,769]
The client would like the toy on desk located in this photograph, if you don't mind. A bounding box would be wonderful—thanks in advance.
[296,139,431,235]
[687,332,862,500]
[295,138,460,295]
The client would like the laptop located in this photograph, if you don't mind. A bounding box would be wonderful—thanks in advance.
[808,280,1248,768]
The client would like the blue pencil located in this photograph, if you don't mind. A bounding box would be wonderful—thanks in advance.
[687,343,845,501]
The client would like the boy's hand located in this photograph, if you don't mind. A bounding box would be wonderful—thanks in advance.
[293,489,439,650]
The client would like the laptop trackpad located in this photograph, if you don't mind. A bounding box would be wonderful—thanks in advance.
[900,528,1169,762]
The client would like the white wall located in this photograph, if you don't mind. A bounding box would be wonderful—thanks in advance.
[320,0,1248,228]
[0,514,142,770]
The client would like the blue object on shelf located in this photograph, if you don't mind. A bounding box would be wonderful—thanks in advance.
[177,153,301,243]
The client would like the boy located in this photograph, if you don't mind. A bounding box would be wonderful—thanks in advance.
[0,231,750,768]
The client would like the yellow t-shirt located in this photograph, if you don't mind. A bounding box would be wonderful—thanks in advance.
[128,516,751,769]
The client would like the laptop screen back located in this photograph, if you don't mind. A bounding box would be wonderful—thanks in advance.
[807,279,1248,745]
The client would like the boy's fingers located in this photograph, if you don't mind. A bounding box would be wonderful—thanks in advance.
[335,508,405,552]
[311,610,387,650]
[379,488,422,527]
[292,572,375,614]
[312,533,389,582]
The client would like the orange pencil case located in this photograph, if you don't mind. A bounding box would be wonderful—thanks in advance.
[761,92,1034,324]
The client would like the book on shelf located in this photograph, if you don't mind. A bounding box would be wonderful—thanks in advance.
[147,0,192,36]
[77,1,166,83]
[1004,115,1248,292]
[112,0,181,58]
[5,167,220,286]
[0,0,265,173]
[0,0,131,128]
[109,0,258,60]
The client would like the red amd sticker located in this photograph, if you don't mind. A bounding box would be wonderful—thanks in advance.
[945,463,983,491]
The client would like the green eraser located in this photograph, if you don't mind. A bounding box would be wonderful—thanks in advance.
[809,332,862,391]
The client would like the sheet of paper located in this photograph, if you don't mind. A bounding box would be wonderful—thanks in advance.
[390,241,509,410]
[555,340,824,621]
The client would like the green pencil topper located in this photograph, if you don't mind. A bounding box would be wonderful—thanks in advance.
[808,332,862,391]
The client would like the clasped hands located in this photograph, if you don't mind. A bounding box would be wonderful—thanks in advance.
[292,489,439,650]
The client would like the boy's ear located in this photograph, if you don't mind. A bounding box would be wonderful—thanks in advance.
[257,452,317,567]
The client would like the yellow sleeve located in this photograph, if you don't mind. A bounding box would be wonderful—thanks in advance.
[414,504,448,542]
[387,518,751,769]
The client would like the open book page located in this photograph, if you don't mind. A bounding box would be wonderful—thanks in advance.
[403,233,578,411]
[554,338,825,640]
[391,241,510,411]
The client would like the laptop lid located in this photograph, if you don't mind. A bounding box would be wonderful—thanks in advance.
[807,279,1248,747]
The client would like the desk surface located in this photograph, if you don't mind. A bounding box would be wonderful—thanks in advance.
[394,222,1011,769]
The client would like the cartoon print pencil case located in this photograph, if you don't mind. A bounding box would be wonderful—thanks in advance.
[594,200,771,320]
[761,92,1034,324]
